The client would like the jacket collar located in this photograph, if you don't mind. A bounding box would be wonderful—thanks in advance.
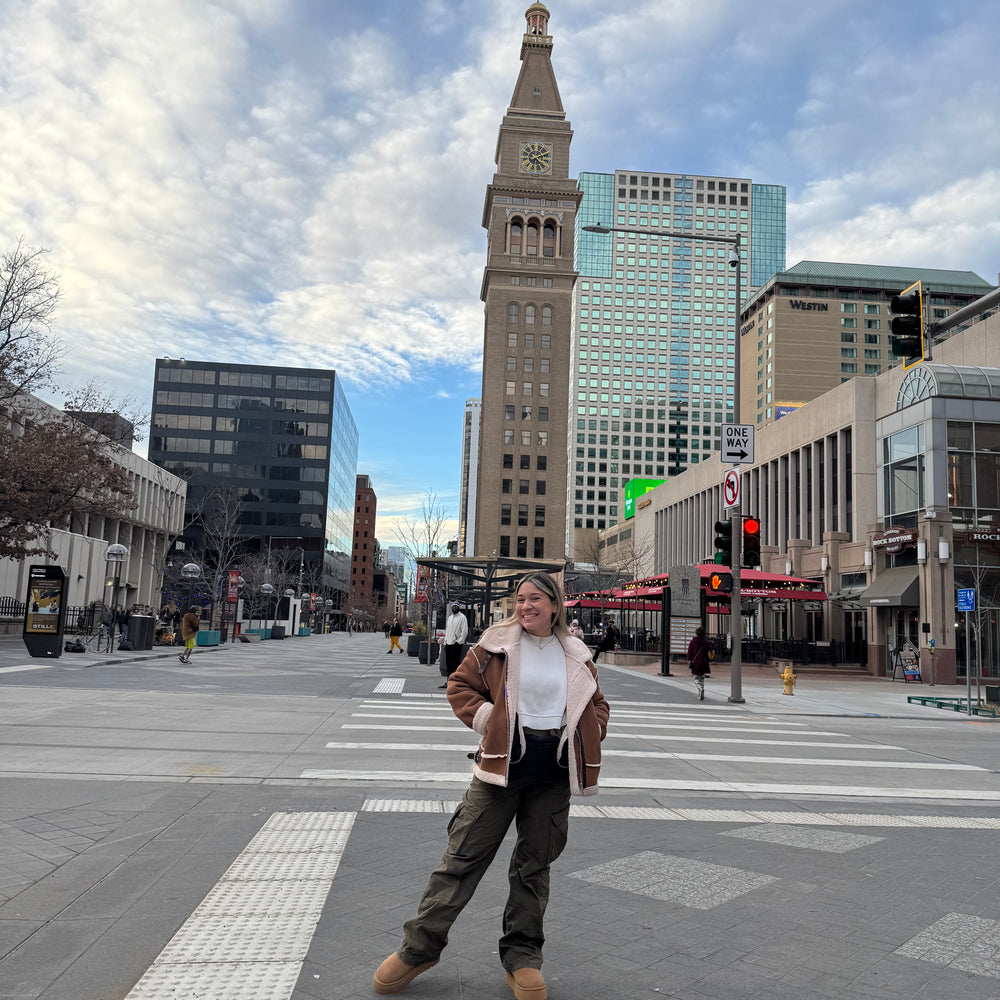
[478,622,592,665]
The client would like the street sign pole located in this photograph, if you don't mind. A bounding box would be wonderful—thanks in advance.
[730,501,743,703]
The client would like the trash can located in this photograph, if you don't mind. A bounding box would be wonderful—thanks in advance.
[129,615,155,651]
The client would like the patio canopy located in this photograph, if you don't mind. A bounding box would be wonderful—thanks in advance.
[860,565,919,608]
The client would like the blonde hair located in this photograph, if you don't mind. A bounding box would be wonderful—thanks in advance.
[497,572,570,639]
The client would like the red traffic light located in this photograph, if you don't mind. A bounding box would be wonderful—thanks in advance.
[744,517,760,536]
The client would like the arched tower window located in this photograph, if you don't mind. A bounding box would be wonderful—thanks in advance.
[525,305,536,325]
[509,218,522,255]
[542,222,556,258]
[508,303,519,324]
[541,306,552,325]
[525,222,538,256]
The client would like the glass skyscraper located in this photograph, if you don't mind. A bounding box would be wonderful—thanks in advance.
[567,169,785,551]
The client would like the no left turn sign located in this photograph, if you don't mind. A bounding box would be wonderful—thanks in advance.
[723,469,740,509]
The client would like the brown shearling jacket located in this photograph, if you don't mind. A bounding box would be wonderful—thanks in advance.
[447,622,610,796]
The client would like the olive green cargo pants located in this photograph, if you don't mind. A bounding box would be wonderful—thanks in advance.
[399,733,570,972]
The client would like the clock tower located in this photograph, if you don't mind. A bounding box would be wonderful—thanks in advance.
[473,3,580,564]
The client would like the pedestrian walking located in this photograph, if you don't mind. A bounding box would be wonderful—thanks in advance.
[373,571,610,1000]
[178,607,200,663]
[383,621,391,639]
[687,625,714,700]
[388,618,403,653]
[591,620,618,664]
[116,606,131,644]
[439,603,469,688]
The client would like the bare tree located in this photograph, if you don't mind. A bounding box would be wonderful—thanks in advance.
[395,489,451,637]
[188,487,249,626]
[0,240,63,402]
[63,378,151,445]
[0,404,136,560]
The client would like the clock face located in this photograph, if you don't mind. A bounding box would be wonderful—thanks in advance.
[519,141,551,174]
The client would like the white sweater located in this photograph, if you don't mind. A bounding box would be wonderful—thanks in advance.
[517,632,568,729]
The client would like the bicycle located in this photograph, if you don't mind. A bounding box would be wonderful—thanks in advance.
[80,622,112,653]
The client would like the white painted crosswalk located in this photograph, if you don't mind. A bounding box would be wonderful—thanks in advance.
[297,695,1000,802]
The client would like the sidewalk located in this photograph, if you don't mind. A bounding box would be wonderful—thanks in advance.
[605,656,993,720]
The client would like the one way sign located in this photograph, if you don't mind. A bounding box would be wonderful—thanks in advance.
[722,424,755,465]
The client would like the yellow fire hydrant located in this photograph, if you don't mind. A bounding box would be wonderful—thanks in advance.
[780,664,796,696]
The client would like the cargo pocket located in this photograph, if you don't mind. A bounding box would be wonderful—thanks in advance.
[548,803,570,863]
[445,783,493,862]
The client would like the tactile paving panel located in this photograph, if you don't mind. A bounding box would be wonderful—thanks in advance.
[123,811,355,1000]
[568,850,776,910]
[721,823,884,853]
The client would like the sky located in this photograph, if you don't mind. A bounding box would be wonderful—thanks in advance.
[4,0,1000,544]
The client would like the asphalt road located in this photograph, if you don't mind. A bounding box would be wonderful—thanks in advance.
[1,632,999,1000]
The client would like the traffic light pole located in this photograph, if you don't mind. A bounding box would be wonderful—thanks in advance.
[729,508,744,703]
[729,232,745,704]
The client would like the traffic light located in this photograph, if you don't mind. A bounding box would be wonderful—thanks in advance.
[743,516,761,568]
[889,280,924,369]
[708,570,733,594]
[714,519,733,565]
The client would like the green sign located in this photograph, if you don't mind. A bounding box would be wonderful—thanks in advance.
[623,478,666,519]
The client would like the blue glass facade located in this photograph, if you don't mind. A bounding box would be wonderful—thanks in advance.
[569,169,786,542]
[326,377,358,602]
[750,184,787,288]
[576,172,614,279]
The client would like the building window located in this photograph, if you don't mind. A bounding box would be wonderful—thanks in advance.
[518,504,528,526]
[525,305,536,325]
[542,306,552,325]
[523,357,534,372]
[508,304,519,323]
[503,454,513,469]
[504,429,514,443]
[521,431,531,446]
[533,538,544,558]
[535,505,545,527]
[537,455,547,469]
[523,382,533,395]
[841,348,857,358]
[864,334,880,345]
[841,318,856,328]
[506,356,517,371]
[540,334,551,349]
[519,480,530,494]
[508,332,517,347]
[522,406,532,420]
[505,405,515,420]
[841,331,857,342]
[841,363,857,373]
[540,358,549,373]
[536,480,546,495]
[500,536,510,556]
[517,536,528,557]
[520,455,530,470]
[865,304,880,314]
[538,407,548,421]
[500,504,511,525]
[865,319,880,330]
[539,383,549,397]
[502,479,512,494]
[841,302,857,313]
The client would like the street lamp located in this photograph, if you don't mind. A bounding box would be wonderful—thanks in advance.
[260,583,275,635]
[284,588,297,636]
[181,562,202,610]
[582,222,746,703]
[105,543,129,653]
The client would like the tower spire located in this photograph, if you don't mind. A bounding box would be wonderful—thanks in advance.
[509,4,564,117]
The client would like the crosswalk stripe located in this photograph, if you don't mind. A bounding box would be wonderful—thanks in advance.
[297,769,1000,800]
[322,741,980,771]
[123,811,355,999]
[360,799,1000,829]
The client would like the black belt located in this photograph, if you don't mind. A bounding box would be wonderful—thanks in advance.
[523,727,562,738]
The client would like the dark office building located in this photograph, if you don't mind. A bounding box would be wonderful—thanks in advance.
[148,359,358,608]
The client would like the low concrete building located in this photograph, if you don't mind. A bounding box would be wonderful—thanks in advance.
[632,301,1000,684]
[0,393,186,626]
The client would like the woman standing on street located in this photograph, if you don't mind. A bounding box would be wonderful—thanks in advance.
[687,625,714,700]
[374,572,610,1000]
